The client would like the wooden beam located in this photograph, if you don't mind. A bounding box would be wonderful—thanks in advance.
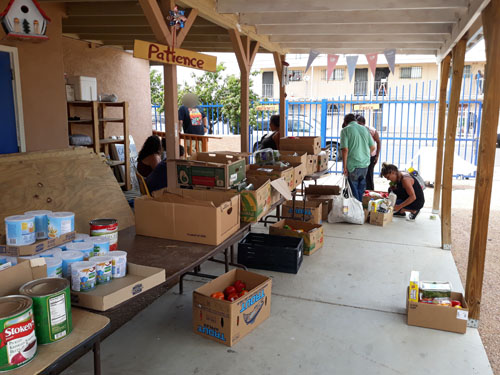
[465,0,500,323]
[432,53,452,214]
[279,42,443,49]
[137,0,171,45]
[65,2,144,16]
[218,0,468,13]
[271,34,447,43]
[63,16,150,27]
[438,0,490,60]
[77,34,231,43]
[240,9,462,25]
[248,40,259,67]
[257,24,452,35]
[441,38,467,249]
[176,8,198,46]
[62,26,154,35]
[273,52,286,137]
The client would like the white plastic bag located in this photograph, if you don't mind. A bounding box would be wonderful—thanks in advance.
[327,176,365,225]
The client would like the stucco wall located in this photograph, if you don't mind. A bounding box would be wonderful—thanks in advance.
[62,37,151,149]
[0,1,68,152]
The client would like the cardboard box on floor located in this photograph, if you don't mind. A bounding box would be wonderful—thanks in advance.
[362,191,389,209]
[280,136,321,155]
[305,185,340,221]
[0,232,76,256]
[71,263,165,311]
[369,209,393,226]
[175,152,246,189]
[0,258,47,296]
[406,288,468,334]
[247,164,295,191]
[281,200,323,224]
[234,177,272,223]
[269,219,324,256]
[134,188,240,245]
[193,269,272,346]
[279,151,307,166]
[306,155,317,175]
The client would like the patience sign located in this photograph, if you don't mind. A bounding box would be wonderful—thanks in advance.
[133,39,217,72]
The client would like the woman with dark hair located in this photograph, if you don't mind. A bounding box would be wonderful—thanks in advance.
[381,162,425,221]
[137,135,162,177]
[258,114,280,150]
[356,115,381,190]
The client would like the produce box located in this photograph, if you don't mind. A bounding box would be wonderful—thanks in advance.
[369,209,393,227]
[241,176,292,206]
[135,188,240,245]
[269,219,324,256]
[362,190,389,209]
[0,232,76,256]
[71,263,165,311]
[247,164,294,191]
[316,152,329,172]
[0,258,47,296]
[175,152,246,189]
[281,200,323,224]
[291,162,306,189]
[238,232,303,273]
[234,177,271,223]
[305,185,340,220]
[406,288,468,334]
[193,268,272,346]
[280,136,321,155]
[306,155,317,175]
[279,151,307,166]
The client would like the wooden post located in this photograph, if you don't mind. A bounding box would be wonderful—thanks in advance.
[440,38,466,249]
[273,52,287,136]
[229,29,259,153]
[465,0,500,322]
[432,54,451,214]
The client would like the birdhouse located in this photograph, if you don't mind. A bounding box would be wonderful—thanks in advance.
[0,0,51,40]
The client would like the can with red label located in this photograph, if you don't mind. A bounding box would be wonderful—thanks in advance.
[89,219,118,251]
[0,296,37,372]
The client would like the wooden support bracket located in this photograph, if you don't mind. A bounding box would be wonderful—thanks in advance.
[273,52,287,136]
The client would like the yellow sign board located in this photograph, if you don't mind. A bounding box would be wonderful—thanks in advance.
[255,104,279,111]
[353,104,380,110]
[133,39,217,72]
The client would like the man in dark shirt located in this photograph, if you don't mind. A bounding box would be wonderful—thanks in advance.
[178,93,207,135]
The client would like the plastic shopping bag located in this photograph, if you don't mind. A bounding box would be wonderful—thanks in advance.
[327,176,365,225]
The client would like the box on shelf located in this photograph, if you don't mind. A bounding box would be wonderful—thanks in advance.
[291,162,306,189]
[247,164,294,191]
[369,209,393,227]
[67,76,97,101]
[238,232,303,273]
[269,219,324,256]
[305,185,340,220]
[316,152,329,172]
[280,136,321,155]
[241,176,292,206]
[281,200,323,224]
[234,177,271,223]
[176,152,246,189]
[279,151,307,166]
[135,188,240,245]
[0,232,76,257]
[0,258,47,296]
[71,263,165,311]
[406,288,468,334]
[193,269,272,346]
[306,155,317,175]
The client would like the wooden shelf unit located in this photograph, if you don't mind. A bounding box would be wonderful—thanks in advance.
[67,101,131,190]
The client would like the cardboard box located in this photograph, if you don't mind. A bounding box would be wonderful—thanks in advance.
[235,177,272,223]
[306,155,317,175]
[407,288,468,334]
[307,199,331,221]
[192,269,272,346]
[135,189,240,245]
[269,219,324,256]
[305,185,340,196]
[247,164,295,191]
[316,152,329,172]
[281,200,323,224]
[0,258,47,296]
[369,209,393,226]
[0,232,76,256]
[291,162,306,189]
[242,176,292,206]
[279,151,307,166]
[71,263,165,311]
[280,136,321,155]
[364,209,370,223]
[362,191,389,209]
[176,152,246,189]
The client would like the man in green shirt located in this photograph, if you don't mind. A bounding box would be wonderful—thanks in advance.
[340,113,376,201]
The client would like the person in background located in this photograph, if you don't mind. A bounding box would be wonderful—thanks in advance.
[356,115,381,191]
[178,93,207,154]
[381,162,425,221]
[476,70,484,93]
[340,113,375,202]
[137,135,161,177]
[146,145,185,193]
[258,115,280,150]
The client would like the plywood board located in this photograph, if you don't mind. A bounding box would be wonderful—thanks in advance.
[0,148,134,235]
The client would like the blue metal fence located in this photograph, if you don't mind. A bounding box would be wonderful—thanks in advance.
[152,77,483,179]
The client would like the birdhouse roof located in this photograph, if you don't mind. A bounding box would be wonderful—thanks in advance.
[0,0,51,22]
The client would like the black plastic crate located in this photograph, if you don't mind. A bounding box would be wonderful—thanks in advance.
[238,233,303,274]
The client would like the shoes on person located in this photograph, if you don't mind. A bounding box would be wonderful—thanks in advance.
[393,211,406,217]
[406,210,420,221]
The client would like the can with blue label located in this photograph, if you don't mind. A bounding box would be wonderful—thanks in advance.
[4,215,36,246]
[24,210,52,240]
[92,256,112,284]
[73,233,90,243]
[65,241,94,261]
[45,257,63,278]
[39,247,63,258]
[60,251,84,278]
[90,237,110,257]
[47,212,75,239]
[71,261,97,292]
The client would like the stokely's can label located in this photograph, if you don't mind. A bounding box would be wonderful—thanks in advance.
[90,219,118,250]
[0,296,37,372]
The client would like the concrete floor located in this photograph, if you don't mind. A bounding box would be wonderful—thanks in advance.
[62,206,493,375]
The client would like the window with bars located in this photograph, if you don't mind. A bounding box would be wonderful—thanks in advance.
[321,68,345,81]
[289,70,303,81]
[464,65,472,78]
[400,66,422,79]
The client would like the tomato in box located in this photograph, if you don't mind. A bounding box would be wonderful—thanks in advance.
[224,285,236,297]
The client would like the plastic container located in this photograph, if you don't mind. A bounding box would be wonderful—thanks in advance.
[73,233,90,243]
[39,247,63,258]
[60,251,84,278]
[0,255,17,266]
[24,210,52,240]
[65,241,94,261]
[253,148,276,166]
[407,167,426,190]
[4,215,36,246]
[47,212,75,239]
[109,251,127,278]
[91,256,113,284]
[70,261,97,292]
[44,257,63,278]
[89,237,110,257]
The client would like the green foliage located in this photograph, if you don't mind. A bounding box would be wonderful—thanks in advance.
[150,70,164,112]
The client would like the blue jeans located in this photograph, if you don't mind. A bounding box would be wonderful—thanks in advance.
[348,167,368,202]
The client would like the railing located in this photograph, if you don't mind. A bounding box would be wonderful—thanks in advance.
[262,83,274,98]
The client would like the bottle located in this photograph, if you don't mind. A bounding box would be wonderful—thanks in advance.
[343,200,349,215]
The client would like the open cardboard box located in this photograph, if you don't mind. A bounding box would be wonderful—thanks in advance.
[279,151,307,166]
[269,219,324,256]
[0,232,76,256]
[247,164,295,191]
[135,188,240,245]
[281,200,323,224]
[0,258,47,296]
[305,185,340,221]
[369,209,393,226]
[317,151,329,172]
[280,136,321,155]
[291,162,306,189]
[306,155,318,175]
[246,176,292,206]
[71,263,165,311]
[234,177,272,223]
[192,269,272,346]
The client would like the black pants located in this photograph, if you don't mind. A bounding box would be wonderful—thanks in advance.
[366,156,377,190]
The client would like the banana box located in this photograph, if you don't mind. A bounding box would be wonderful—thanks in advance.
[233,177,272,223]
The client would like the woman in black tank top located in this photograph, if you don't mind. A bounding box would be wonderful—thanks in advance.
[381,163,425,220]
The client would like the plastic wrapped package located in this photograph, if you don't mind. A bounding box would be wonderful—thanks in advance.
[420,281,452,299]
[254,148,276,166]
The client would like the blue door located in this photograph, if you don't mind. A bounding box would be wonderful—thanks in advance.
[0,51,18,154]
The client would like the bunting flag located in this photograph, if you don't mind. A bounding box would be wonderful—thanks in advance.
[384,49,396,75]
[326,54,340,81]
[365,53,378,78]
[305,50,320,74]
[346,55,359,82]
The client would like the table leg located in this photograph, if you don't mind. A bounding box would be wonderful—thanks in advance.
[179,275,184,294]
[93,341,101,375]
[230,244,235,264]
[224,248,229,272]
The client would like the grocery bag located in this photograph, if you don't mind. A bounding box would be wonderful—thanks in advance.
[327,176,365,225]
